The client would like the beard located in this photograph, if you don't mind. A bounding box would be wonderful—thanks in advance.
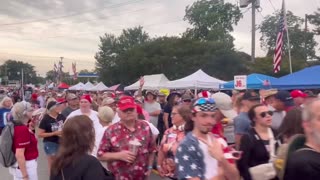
[199,126,211,134]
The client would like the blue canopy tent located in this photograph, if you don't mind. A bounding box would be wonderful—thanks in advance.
[220,73,277,90]
[270,65,320,89]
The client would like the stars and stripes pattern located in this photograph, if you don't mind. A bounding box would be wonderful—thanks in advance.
[72,62,77,80]
[273,0,287,73]
[53,63,58,73]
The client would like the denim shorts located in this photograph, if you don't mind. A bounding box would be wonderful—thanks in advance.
[43,141,59,156]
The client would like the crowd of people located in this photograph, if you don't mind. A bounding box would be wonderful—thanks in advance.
[0,82,320,180]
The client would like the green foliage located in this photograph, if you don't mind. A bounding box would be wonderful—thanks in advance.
[0,60,38,84]
[309,8,320,35]
[183,0,242,47]
[46,70,69,82]
[95,33,250,85]
[259,11,318,60]
[95,26,150,85]
[251,57,307,77]
[94,1,247,86]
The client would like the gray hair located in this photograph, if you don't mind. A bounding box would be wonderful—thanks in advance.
[98,106,114,124]
[0,96,12,109]
[11,101,32,124]
[302,98,320,121]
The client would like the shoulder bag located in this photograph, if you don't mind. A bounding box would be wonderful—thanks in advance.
[249,128,277,180]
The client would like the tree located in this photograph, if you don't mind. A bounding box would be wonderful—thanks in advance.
[45,70,75,85]
[259,11,318,60]
[95,26,150,85]
[309,8,320,35]
[0,60,38,84]
[183,0,242,48]
[96,34,250,84]
[250,56,307,77]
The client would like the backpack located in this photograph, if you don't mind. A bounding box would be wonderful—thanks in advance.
[274,134,306,180]
[0,122,17,167]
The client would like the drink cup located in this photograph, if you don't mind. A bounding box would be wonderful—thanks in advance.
[129,139,141,155]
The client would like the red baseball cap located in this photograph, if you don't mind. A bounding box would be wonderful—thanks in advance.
[290,90,307,99]
[117,96,136,111]
[81,94,92,103]
[56,98,67,104]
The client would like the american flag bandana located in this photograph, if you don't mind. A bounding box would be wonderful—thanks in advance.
[192,98,217,113]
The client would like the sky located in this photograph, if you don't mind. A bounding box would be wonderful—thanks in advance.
[0,0,319,76]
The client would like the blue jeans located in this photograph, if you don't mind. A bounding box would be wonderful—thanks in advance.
[43,142,59,156]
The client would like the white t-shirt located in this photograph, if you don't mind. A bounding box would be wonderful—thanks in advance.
[143,120,159,136]
[143,101,161,127]
[37,96,45,108]
[92,126,108,157]
[67,109,102,130]
[112,112,120,124]
[199,138,218,179]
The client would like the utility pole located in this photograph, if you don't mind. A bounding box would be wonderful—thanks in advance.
[19,68,24,101]
[251,0,256,62]
[59,57,64,85]
[304,14,308,62]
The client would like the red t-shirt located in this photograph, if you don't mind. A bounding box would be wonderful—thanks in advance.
[12,126,39,161]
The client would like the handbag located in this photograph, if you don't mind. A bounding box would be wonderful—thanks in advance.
[249,128,277,180]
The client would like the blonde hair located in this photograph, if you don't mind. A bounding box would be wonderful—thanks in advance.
[0,96,12,109]
[11,101,32,124]
[98,106,114,124]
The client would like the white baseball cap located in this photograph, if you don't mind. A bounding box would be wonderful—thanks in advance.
[211,92,237,119]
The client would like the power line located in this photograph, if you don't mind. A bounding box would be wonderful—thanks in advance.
[241,6,252,14]
[257,7,264,18]
[0,0,146,27]
[267,0,277,12]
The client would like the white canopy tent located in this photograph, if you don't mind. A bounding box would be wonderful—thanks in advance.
[82,82,94,91]
[69,82,84,91]
[47,83,55,89]
[124,74,169,90]
[165,69,226,89]
[88,82,108,91]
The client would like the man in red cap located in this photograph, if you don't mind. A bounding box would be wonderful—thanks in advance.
[97,96,156,180]
[291,90,307,107]
[67,94,104,157]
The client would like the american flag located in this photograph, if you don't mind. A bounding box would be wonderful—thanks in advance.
[273,0,287,73]
[72,62,77,80]
[53,63,58,73]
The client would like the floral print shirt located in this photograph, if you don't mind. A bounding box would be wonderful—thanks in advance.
[97,120,156,180]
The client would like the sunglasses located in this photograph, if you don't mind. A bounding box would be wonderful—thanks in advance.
[259,111,273,118]
[194,98,215,106]
[183,99,192,103]
[123,108,135,113]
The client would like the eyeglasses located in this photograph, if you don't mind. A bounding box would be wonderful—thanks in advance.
[194,98,215,106]
[259,111,273,118]
[183,99,192,103]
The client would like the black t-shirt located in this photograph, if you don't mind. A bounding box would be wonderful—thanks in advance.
[284,145,320,180]
[163,104,173,128]
[50,154,113,180]
[39,114,66,144]
[61,107,76,118]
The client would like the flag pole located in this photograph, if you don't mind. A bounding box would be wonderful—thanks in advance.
[284,0,293,74]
